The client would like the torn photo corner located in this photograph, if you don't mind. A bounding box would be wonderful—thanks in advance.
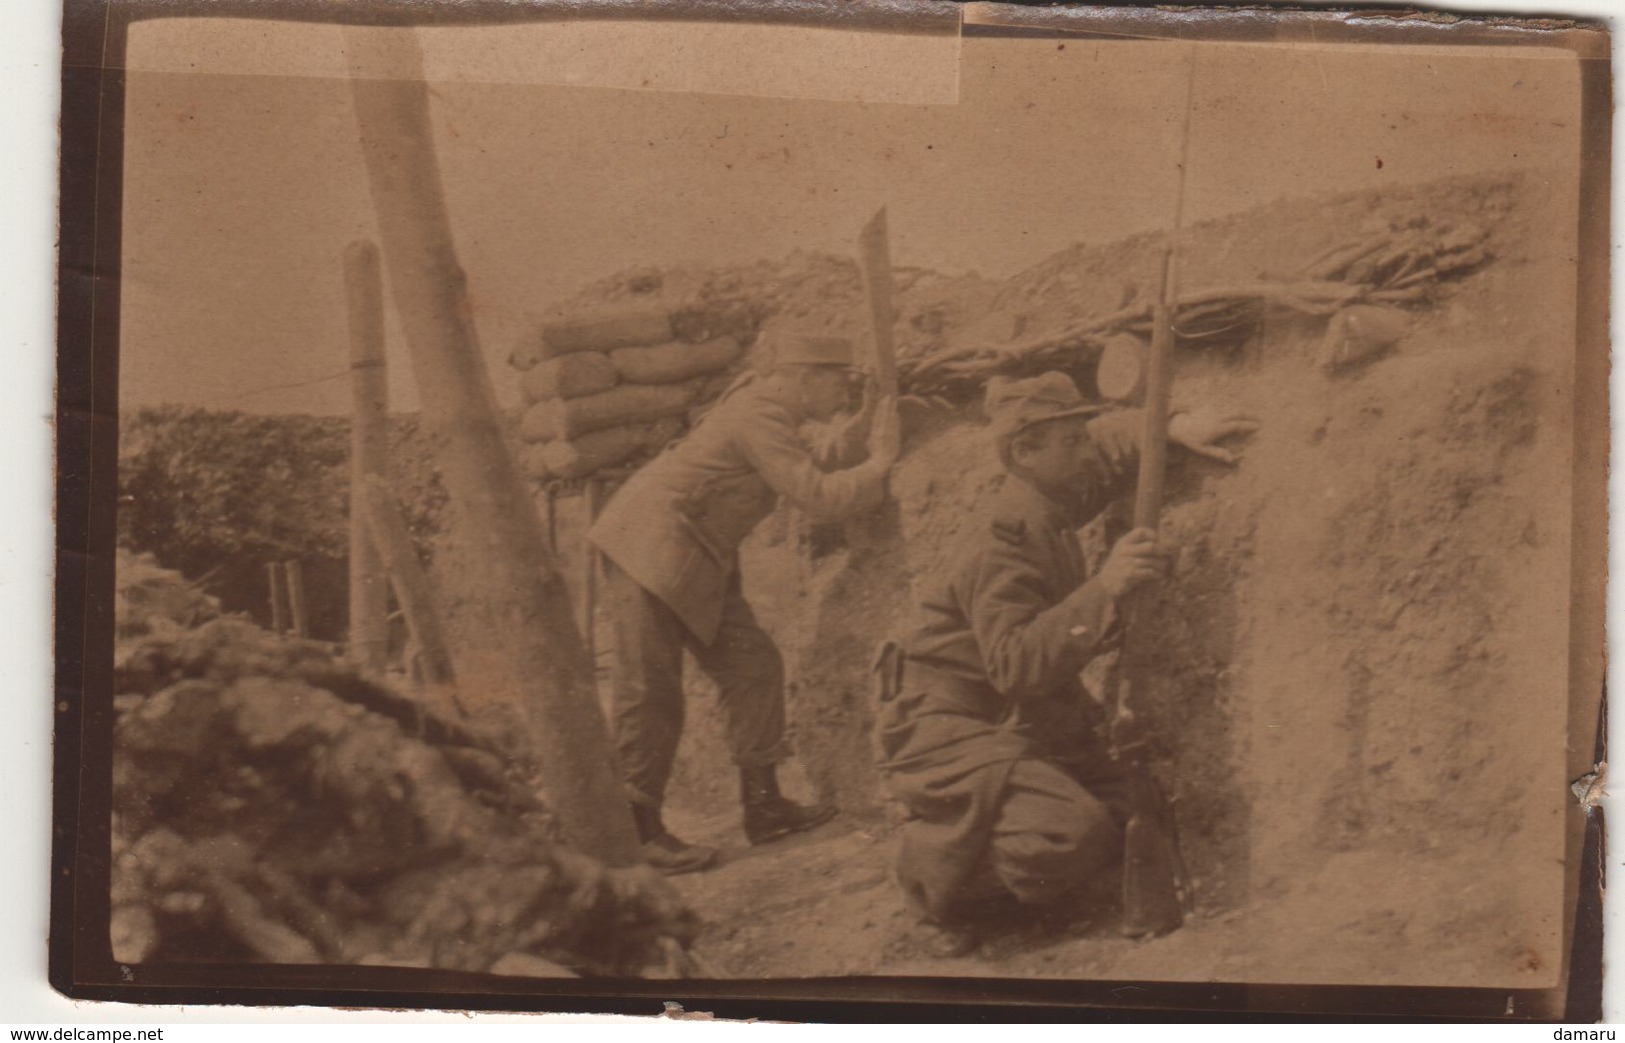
[57,0,1608,1020]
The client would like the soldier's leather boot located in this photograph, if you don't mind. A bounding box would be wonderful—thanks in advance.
[630,803,718,876]
[739,765,837,845]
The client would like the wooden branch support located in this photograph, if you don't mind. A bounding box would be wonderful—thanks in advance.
[346,27,640,865]
[893,219,1490,401]
[284,560,310,639]
[345,239,392,674]
[360,476,456,687]
[267,562,289,634]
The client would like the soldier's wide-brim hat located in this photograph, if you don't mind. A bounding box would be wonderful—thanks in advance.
[985,372,1106,442]
[775,334,857,369]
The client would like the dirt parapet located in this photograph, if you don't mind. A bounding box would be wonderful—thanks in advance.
[113,552,697,976]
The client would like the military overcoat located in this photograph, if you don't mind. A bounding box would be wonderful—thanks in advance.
[590,378,883,644]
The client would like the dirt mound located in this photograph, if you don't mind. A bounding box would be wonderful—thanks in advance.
[112,551,697,976]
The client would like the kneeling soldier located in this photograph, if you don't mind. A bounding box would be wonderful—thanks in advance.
[875,371,1254,954]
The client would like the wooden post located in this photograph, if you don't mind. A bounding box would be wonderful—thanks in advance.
[266,562,288,634]
[360,476,455,686]
[858,206,899,399]
[847,206,905,552]
[544,485,559,555]
[583,479,603,676]
[284,560,310,639]
[345,239,392,673]
[345,29,640,865]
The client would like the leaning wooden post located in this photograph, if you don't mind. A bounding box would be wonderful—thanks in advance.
[344,28,639,865]
[284,560,310,639]
[345,240,392,673]
[544,484,559,555]
[360,475,455,686]
[582,479,604,678]
[266,561,288,634]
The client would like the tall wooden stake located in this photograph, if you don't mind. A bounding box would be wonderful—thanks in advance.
[345,240,392,674]
[544,485,559,554]
[284,559,310,639]
[360,476,455,687]
[583,479,604,680]
[266,562,288,634]
[344,28,639,865]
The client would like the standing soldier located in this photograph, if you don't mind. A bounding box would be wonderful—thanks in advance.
[875,372,1255,954]
[591,333,902,874]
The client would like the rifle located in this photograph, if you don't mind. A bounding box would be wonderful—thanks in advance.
[1112,52,1197,940]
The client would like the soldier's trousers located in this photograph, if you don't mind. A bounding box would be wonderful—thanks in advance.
[601,558,790,809]
[982,760,1127,908]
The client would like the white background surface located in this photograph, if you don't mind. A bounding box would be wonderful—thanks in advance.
[3,0,1618,1029]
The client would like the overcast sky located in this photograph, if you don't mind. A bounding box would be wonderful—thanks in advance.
[118,19,1581,414]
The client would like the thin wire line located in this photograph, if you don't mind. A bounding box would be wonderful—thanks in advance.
[219,368,351,403]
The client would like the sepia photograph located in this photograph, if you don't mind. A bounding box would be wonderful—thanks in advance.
[54,0,1608,1020]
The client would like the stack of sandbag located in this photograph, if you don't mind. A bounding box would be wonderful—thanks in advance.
[511,307,742,482]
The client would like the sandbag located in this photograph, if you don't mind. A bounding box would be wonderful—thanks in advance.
[610,337,740,385]
[527,381,700,442]
[519,401,554,444]
[1095,333,1147,402]
[641,416,686,453]
[1318,304,1411,371]
[520,352,618,403]
[524,425,650,481]
[539,307,675,360]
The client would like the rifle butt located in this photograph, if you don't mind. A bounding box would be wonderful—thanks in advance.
[1119,775,1188,938]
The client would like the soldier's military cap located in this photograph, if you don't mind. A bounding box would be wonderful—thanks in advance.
[984,372,1106,442]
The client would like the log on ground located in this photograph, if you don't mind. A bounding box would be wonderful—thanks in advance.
[610,337,740,385]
